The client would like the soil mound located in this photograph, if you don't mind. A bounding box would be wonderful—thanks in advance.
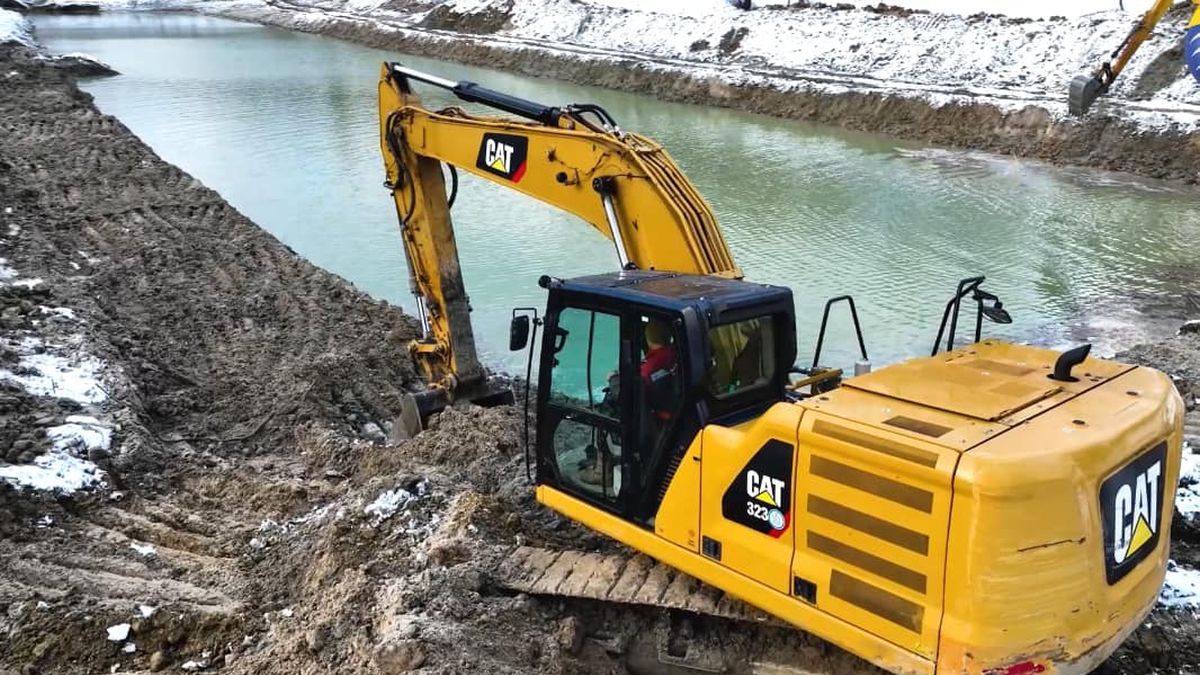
[0,44,420,490]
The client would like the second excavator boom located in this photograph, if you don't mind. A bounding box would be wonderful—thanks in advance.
[1070,0,1200,115]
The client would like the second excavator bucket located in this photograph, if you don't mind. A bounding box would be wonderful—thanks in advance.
[1068,74,1106,116]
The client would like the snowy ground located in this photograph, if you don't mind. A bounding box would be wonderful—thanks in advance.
[0,8,33,47]
[1163,442,1200,608]
[1163,560,1200,608]
[267,0,1195,133]
[597,0,1162,19]
[0,250,113,494]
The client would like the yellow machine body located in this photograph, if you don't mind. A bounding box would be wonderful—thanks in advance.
[538,341,1184,674]
[377,63,1185,675]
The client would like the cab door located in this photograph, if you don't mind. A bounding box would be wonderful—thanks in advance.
[536,303,630,512]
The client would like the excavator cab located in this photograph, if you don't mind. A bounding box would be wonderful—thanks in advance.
[523,270,795,525]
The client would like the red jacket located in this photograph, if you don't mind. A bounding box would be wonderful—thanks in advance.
[640,345,676,383]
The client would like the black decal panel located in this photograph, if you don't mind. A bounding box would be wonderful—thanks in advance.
[475,133,529,183]
[721,439,794,538]
[1100,441,1167,584]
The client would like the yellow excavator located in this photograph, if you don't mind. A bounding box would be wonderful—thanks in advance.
[378,62,1185,675]
[1069,0,1200,115]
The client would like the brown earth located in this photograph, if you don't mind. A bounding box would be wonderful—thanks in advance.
[218,0,1200,184]
[5,27,1200,675]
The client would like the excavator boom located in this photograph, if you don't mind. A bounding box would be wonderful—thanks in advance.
[378,63,738,423]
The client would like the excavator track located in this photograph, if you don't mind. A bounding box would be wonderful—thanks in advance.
[494,545,783,626]
[494,546,868,674]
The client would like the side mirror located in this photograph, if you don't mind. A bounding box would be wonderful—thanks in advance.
[509,315,531,351]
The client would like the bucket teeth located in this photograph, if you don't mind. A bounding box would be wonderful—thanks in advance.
[1069,74,1105,117]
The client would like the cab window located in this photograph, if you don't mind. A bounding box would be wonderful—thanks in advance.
[707,316,777,400]
[550,307,620,417]
[546,307,623,502]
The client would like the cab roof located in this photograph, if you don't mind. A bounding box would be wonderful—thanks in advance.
[553,271,793,321]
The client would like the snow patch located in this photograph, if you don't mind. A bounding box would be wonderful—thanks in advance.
[106,623,131,642]
[122,642,137,653]
[129,542,156,557]
[12,278,44,289]
[0,450,104,493]
[45,307,78,321]
[0,257,15,281]
[0,9,34,48]
[1161,560,1200,608]
[1177,443,1200,519]
[137,604,157,618]
[47,415,113,453]
[365,487,415,520]
[0,335,108,405]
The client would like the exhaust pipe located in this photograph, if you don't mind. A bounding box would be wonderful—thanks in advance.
[1049,344,1092,383]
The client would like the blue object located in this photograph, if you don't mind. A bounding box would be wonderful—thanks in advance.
[1188,23,1200,85]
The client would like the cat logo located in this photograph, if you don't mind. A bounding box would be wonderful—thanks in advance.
[475,133,528,183]
[1100,441,1168,584]
[722,440,792,538]
[747,470,784,508]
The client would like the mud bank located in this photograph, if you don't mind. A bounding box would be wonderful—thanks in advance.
[205,0,1200,184]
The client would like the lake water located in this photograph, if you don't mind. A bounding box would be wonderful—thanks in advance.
[32,12,1200,373]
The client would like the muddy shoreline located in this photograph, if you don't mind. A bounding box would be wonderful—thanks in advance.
[206,0,1200,185]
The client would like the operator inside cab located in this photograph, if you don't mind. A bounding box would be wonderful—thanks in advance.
[641,318,678,420]
[579,317,680,487]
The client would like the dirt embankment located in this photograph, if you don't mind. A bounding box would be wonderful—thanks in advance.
[213,0,1200,184]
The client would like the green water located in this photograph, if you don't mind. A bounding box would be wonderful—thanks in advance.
[31,12,1200,372]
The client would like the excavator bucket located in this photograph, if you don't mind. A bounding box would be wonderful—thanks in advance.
[1068,74,1105,116]
[389,384,514,442]
[390,390,446,442]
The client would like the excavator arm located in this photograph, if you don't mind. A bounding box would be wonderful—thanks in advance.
[1070,0,1200,115]
[377,63,739,427]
